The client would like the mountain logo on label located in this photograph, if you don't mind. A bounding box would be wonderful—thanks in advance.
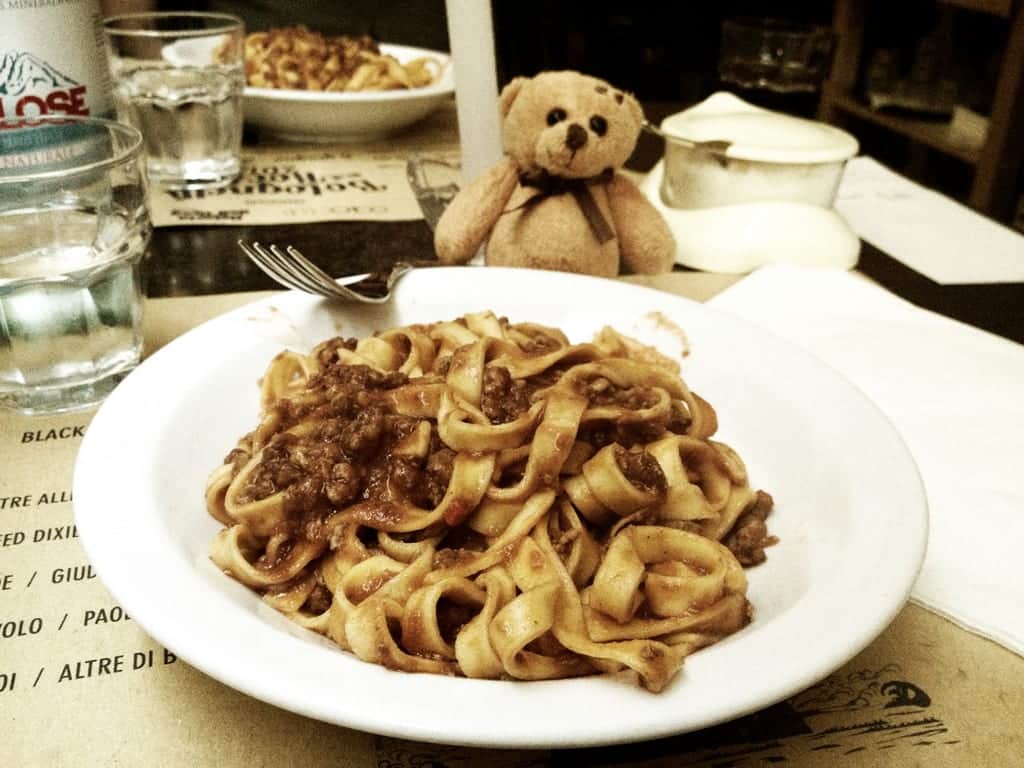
[0,51,78,97]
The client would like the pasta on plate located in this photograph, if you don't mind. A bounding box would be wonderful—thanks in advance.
[205,312,776,691]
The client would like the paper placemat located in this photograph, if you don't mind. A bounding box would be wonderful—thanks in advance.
[148,105,462,228]
[2,281,1022,767]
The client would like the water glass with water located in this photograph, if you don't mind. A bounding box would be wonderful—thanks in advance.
[0,116,150,414]
[104,12,244,190]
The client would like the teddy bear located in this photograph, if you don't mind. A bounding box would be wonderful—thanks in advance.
[433,70,675,277]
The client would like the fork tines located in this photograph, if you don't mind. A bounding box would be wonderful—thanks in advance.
[238,240,341,299]
[238,240,404,304]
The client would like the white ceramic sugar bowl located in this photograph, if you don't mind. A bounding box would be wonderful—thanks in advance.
[641,92,860,273]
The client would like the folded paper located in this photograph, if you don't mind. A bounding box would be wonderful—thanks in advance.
[711,264,1024,656]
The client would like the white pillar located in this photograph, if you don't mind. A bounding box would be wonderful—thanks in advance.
[445,0,504,182]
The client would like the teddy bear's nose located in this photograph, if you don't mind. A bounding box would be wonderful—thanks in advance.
[565,123,588,150]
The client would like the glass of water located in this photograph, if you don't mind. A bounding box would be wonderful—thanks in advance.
[0,115,150,414]
[104,12,245,190]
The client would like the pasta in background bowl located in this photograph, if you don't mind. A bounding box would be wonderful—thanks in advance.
[165,37,455,141]
[241,28,443,92]
[243,42,453,142]
[73,268,927,748]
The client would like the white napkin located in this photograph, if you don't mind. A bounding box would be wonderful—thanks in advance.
[835,157,1024,285]
[709,264,1024,656]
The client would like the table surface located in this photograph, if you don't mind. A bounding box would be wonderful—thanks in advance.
[6,101,1024,768]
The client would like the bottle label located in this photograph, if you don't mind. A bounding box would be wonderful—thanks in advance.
[0,0,114,121]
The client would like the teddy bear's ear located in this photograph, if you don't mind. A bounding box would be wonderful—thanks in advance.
[499,77,528,117]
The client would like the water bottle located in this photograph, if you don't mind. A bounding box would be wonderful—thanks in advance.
[0,0,117,175]
[0,0,114,121]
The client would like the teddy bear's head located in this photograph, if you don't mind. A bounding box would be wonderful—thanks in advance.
[499,71,644,180]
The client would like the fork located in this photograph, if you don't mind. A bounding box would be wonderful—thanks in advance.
[238,240,418,304]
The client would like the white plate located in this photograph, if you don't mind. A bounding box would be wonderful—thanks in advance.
[73,268,927,749]
[244,43,453,142]
[163,40,454,142]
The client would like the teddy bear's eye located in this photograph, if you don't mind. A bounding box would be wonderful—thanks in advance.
[546,108,567,126]
[589,115,608,136]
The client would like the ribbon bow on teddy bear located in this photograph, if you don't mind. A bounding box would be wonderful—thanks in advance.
[434,70,676,277]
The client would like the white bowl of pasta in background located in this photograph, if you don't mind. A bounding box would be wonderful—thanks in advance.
[163,39,454,142]
[242,43,454,142]
[72,267,927,749]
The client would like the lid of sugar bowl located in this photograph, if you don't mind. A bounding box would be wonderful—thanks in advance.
[659,91,858,165]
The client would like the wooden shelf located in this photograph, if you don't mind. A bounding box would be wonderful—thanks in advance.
[823,85,982,165]
[819,0,1024,221]
[937,0,1014,17]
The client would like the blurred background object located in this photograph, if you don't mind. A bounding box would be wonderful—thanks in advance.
[817,0,1023,227]
[718,17,836,95]
[191,0,450,50]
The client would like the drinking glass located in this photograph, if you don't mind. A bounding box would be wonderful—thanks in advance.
[104,12,245,190]
[0,115,150,414]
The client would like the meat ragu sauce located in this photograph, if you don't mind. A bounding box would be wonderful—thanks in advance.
[724,489,778,566]
[614,446,668,494]
[480,366,531,424]
[235,358,457,539]
[230,343,690,547]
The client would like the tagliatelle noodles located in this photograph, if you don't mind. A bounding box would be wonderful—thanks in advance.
[205,312,775,691]
[241,27,442,92]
